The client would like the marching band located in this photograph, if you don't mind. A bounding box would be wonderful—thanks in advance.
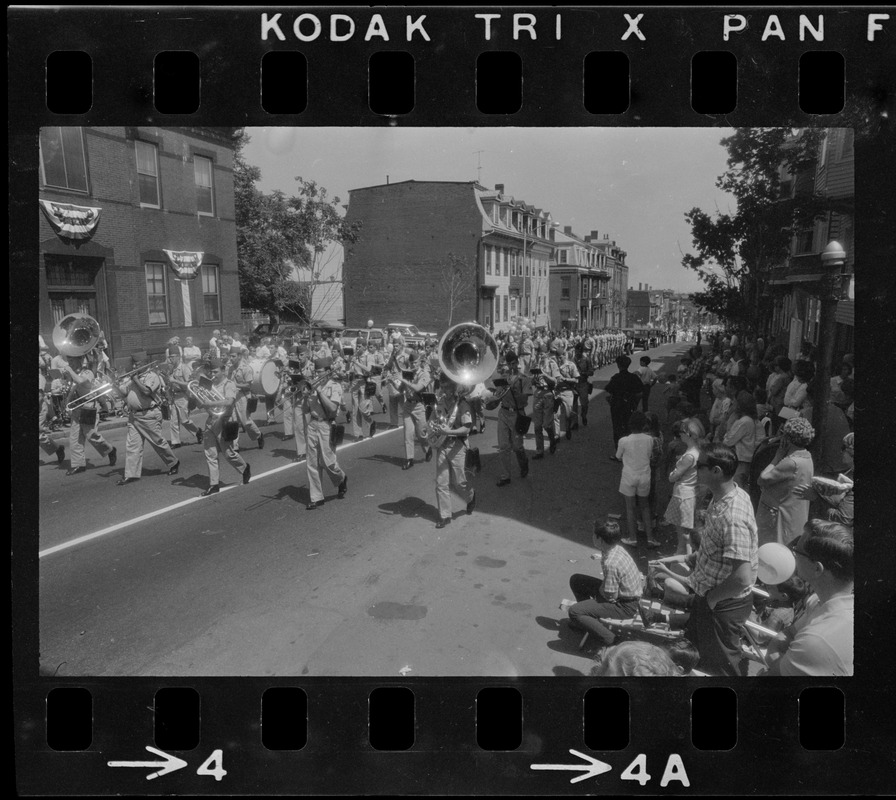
[41,314,632,527]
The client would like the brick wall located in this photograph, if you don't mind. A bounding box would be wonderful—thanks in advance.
[39,127,240,367]
[343,182,484,336]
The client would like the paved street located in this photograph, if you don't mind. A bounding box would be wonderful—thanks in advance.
[39,342,689,677]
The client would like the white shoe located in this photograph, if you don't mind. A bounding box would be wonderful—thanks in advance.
[559,598,575,612]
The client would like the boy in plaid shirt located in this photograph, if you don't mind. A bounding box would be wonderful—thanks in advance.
[566,520,644,646]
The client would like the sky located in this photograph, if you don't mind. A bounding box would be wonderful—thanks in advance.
[243,127,737,295]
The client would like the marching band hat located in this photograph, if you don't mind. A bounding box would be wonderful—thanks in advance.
[313,357,333,372]
[550,338,563,353]
[208,358,225,369]
[504,351,519,364]
[406,348,419,362]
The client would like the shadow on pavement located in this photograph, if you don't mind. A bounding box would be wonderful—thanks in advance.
[378,495,438,522]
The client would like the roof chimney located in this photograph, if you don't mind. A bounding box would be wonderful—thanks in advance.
[590,230,599,239]
[495,183,504,192]
[638,283,643,291]
[386,175,389,184]
[564,225,573,234]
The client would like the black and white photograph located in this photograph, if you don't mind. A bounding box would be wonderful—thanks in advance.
[13,5,895,796]
[37,125,855,679]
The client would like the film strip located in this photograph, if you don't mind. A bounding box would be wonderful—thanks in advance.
[11,5,895,795]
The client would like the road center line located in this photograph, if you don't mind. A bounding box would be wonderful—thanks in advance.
[39,428,400,560]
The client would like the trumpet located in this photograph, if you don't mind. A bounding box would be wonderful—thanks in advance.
[187,379,229,418]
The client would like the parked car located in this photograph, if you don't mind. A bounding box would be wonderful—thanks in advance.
[386,323,439,348]
[339,327,385,356]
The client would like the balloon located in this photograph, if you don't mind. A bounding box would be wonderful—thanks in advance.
[367,319,374,328]
[757,543,796,585]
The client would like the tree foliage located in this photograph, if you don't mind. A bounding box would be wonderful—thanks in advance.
[234,130,362,324]
[438,253,476,328]
[681,127,831,329]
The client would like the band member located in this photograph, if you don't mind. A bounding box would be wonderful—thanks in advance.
[303,358,348,510]
[198,358,250,495]
[349,346,376,440]
[572,343,595,427]
[282,346,312,461]
[364,341,387,414]
[165,352,203,447]
[115,357,179,485]
[551,342,580,441]
[519,330,534,375]
[424,338,441,391]
[531,355,559,460]
[39,381,65,465]
[382,333,405,427]
[432,374,476,528]
[486,351,529,486]
[231,348,265,450]
[396,349,433,470]
[62,354,117,475]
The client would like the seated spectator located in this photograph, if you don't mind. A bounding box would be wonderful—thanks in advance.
[761,519,854,676]
[793,432,854,528]
[591,640,682,677]
[567,520,645,648]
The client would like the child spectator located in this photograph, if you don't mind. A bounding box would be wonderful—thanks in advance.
[637,355,658,412]
[591,640,682,677]
[645,411,664,529]
[757,573,812,633]
[566,519,645,649]
[663,417,705,555]
[616,411,659,548]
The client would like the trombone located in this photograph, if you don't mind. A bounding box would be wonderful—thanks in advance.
[65,360,162,412]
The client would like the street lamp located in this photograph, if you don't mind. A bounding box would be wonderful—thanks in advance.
[812,240,847,463]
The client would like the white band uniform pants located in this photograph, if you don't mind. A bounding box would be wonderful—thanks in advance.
[531,393,555,454]
[68,410,113,468]
[233,393,261,443]
[203,421,247,485]
[169,394,201,445]
[497,407,527,479]
[401,400,430,459]
[351,381,373,437]
[305,418,346,503]
[282,394,307,456]
[554,390,575,436]
[435,438,473,519]
[124,407,178,479]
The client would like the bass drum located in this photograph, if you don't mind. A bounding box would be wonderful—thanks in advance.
[248,357,282,396]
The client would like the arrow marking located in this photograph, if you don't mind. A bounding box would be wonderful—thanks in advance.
[531,749,613,784]
[108,746,188,780]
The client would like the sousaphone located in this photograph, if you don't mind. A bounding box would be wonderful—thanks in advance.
[52,313,101,357]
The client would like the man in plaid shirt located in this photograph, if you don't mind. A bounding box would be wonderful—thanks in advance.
[686,444,758,676]
[567,520,644,646]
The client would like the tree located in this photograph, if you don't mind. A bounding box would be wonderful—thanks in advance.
[682,128,830,332]
[438,253,476,328]
[234,131,362,326]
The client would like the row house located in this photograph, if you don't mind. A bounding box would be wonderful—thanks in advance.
[342,181,555,334]
[767,128,855,359]
[38,126,241,369]
[549,227,612,329]
[589,234,629,328]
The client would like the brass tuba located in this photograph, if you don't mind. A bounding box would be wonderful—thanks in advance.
[187,379,229,419]
[427,323,498,448]
[52,313,101,357]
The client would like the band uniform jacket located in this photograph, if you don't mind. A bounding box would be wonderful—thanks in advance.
[304,378,343,422]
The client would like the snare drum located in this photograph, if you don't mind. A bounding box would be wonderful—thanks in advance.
[248,357,282,396]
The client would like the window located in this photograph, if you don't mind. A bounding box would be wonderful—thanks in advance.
[194,156,215,216]
[794,227,814,255]
[136,141,160,207]
[145,262,168,325]
[40,127,88,192]
[503,295,508,321]
[201,264,221,322]
[510,250,515,277]
[503,250,508,276]
[561,277,571,299]
[484,245,491,276]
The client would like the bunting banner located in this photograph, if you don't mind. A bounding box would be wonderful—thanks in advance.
[163,249,204,280]
[39,199,102,241]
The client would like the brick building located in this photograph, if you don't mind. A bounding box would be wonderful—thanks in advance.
[342,181,554,334]
[626,287,652,326]
[549,227,612,329]
[591,234,629,328]
[39,126,241,369]
[767,128,854,358]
